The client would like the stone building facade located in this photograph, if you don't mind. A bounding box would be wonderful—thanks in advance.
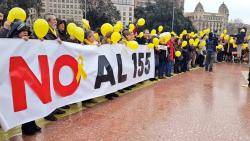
[184,2,229,33]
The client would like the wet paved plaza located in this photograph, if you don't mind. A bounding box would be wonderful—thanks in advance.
[4,63,250,141]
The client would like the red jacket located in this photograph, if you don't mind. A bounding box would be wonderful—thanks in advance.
[167,40,175,60]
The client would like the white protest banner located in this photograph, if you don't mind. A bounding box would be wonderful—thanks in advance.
[0,39,155,131]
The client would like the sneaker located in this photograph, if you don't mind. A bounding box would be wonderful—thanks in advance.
[61,105,70,110]
[54,109,66,115]
[118,90,125,93]
[105,95,114,100]
[111,93,119,97]
[124,87,132,90]
[44,114,57,121]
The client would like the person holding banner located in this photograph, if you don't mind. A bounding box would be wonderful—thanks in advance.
[44,14,62,44]
[3,20,42,135]
[43,14,66,121]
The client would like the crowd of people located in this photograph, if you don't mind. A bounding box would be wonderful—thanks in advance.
[0,9,250,136]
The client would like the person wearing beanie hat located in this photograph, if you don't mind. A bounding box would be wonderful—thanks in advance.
[7,21,31,39]
[57,19,68,41]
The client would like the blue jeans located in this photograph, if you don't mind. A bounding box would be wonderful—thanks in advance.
[166,60,174,76]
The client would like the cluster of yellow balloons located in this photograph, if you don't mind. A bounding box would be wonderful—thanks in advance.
[7,7,26,23]
[101,23,113,37]
[159,33,171,44]
[67,23,85,42]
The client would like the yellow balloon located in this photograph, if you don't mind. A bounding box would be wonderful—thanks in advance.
[153,38,160,47]
[175,51,182,57]
[82,19,90,30]
[158,25,164,33]
[193,38,200,47]
[216,44,223,49]
[33,19,49,39]
[182,41,188,48]
[67,23,77,37]
[101,23,113,36]
[220,33,225,39]
[165,34,171,43]
[242,44,248,50]
[137,18,145,26]
[114,23,123,32]
[74,27,85,43]
[171,31,177,36]
[116,21,123,25]
[127,41,139,51]
[148,43,155,49]
[223,29,227,34]
[189,39,194,46]
[129,24,135,31]
[182,30,187,35]
[7,7,26,22]
[138,32,144,38]
[189,32,195,37]
[224,35,229,41]
[151,29,157,35]
[199,40,206,47]
[230,38,235,44]
[111,32,121,44]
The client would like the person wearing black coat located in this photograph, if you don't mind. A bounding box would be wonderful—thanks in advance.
[43,14,66,122]
[57,19,68,41]
[3,21,42,136]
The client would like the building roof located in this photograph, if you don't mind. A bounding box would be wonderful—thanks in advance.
[218,2,229,15]
[194,2,204,12]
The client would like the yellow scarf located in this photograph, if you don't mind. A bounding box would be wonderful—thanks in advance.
[49,27,57,37]
[84,39,93,45]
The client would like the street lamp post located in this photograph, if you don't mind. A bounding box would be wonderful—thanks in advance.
[171,1,175,31]
[84,0,87,19]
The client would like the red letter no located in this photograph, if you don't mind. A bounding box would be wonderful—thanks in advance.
[9,56,51,112]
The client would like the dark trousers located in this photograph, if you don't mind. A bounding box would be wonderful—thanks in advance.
[155,54,160,78]
[196,54,205,67]
[159,61,166,77]
[217,51,224,62]
[174,60,182,73]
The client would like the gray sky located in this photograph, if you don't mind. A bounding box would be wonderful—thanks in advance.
[184,0,250,24]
